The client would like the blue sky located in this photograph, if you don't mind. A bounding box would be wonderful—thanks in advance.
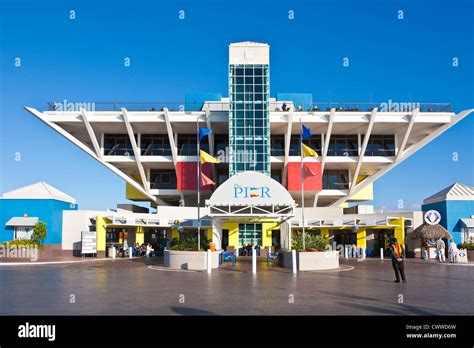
[1,0,473,211]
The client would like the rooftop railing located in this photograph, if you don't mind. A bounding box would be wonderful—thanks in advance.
[46,101,452,113]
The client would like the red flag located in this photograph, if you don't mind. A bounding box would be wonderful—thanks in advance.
[303,163,317,177]
[200,171,215,188]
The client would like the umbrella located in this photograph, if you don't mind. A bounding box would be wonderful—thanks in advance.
[411,223,453,240]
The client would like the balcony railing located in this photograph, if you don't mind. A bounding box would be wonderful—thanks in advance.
[46,101,452,113]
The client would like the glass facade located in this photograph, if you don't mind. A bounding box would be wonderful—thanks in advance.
[327,135,358,156]
[322,170,350,190]
[238,223,262,246]
[150,169,177,189]
[140,134,171,156]
[229,64,270,176]
[365,135,395,156]
[103,134,136,156]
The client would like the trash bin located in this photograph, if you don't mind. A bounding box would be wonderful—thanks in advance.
[278,253,284,267]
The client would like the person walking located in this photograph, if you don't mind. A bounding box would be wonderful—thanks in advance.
[448,240,458,263]
[389,238,406,283]
[436,237,446,263]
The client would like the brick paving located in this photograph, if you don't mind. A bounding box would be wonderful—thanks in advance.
[0,258,472,315]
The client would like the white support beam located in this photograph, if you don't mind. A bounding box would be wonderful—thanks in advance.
[282,110,294,187]
[24,107,168,205]
[312,192,319,207]
[349,108,377,194]
[163,108,179,173]
[80,108,102,159]
[205,108,217,183]
[121,108,149,193]
[331,108,474,206]
[395,108,418,162]
[321,108,335,173]
[205,107,214,156]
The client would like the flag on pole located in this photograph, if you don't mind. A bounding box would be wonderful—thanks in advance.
[199,127,212,141]
[302,143,318,158]
[200,171,215,187]
[303,163,318,177]
[200,150,220,164]
[302,124,313,140]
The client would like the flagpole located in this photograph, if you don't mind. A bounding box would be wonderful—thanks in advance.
[300,120,306,251]
[196,119,201,251]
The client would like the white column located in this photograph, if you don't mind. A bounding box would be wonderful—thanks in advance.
[280,220,292,250]
[212,219,222,250]
[292,249,297,274]
[207,249,212,273]
[380,248,384,260]
[252,247,257,274]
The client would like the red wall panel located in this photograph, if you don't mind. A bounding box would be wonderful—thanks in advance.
[287,162,322,191]
[177,162,213,190]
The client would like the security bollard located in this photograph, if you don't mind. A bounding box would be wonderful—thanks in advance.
[129,247,133,258]
[292,249,297,274]
[207,249,212,274]
[112,246,116,259]
[252,247,257,274]
[361,248,366,260]
[380,248,384,260]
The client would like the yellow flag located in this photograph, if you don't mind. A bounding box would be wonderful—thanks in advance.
[200,150,220,164]
[302,143,318,158]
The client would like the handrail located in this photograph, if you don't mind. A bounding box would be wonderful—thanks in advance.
[46,101,452,113]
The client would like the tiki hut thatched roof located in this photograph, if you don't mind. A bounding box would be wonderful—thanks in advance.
[411,223,453,240]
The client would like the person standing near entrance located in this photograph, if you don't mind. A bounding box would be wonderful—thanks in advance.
[389,238,406,283]
[448,240,458,263]
[436,237,446,263]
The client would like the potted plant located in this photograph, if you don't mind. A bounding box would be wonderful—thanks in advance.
[279,232,339,271]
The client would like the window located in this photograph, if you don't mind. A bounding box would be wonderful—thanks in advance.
[103,134,135,156]
[229,64,270,176]
[365,135,395,156]
[150,169,177,189]
[178,134,209,155]
[238,223,262,246]
[214,134,229,155]
[327,135,358,156]
[271,169,282,183]
[322,170,349,190]
[14,226,33,240]
[288,135,322,156]
[141,134,171,156]
[271,135,285,156]
[216,166,228,186]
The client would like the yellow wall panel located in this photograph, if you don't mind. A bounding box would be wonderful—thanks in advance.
[96,216,107,252]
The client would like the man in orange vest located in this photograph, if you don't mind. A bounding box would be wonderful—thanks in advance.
[389,237,406,283]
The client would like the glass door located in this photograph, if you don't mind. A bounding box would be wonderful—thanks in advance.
[238,223,262,246]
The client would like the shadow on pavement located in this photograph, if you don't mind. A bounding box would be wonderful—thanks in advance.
[170,306,220,316]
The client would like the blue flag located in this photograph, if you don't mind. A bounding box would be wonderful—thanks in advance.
[199,127,212,141]
[302,124,313,140]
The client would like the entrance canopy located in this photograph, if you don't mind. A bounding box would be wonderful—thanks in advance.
[206,171,296,218]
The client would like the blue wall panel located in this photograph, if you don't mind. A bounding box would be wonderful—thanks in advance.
[422,200,473,244]
[0,199,77,244]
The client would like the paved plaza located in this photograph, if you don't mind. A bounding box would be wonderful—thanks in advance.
[0,258,472,315]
